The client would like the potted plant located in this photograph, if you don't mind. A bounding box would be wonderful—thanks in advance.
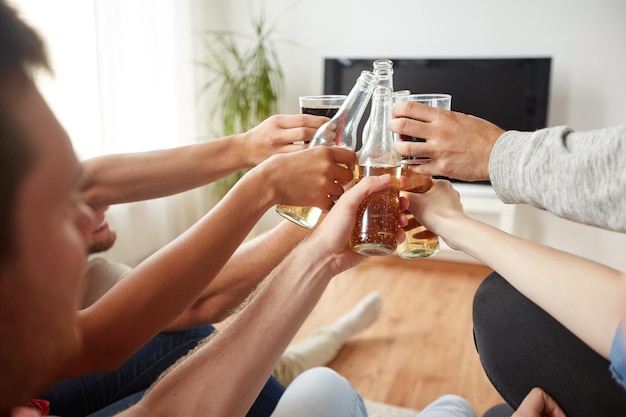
[197,9,284,199]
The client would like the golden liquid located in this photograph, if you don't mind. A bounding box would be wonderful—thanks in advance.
[275,205,322,229]
[397,212,440,258]
[401,165,433,193]
[398,165,439,258]
[350,165,402,256]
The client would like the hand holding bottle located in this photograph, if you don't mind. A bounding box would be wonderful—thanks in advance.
[401,179,465,251]
[307,174,409,274]
[275,71,377,228]
[263,146,356,212]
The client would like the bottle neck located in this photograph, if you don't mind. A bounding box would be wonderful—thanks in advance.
[359,87,400,167]
[373,59,394,93]
[326,71,376,149]
[374,69,393,92]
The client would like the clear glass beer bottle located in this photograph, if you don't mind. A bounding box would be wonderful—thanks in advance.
[363,59,393,140]
[275,70,377,229]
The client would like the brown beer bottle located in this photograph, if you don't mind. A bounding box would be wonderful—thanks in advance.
[350,86,402,256]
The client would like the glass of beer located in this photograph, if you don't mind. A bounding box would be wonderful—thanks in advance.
[394,94,451,259]
[275,95,347,229]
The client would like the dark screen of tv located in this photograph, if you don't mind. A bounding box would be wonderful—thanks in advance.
[323,57,551,185]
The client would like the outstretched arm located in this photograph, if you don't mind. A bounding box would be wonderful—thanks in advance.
[166,219,311,328]
[489,125,626,233]
[390,102,626,232]
[81,114,326,206]
[83,218,312,330]
[119,174,406,417]
[63,146,356,378]
[405,180,624,359]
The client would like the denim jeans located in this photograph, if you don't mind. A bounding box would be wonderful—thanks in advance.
[41,325,285,417]
[473,272,626,417]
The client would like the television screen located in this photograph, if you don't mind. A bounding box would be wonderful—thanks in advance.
[323,57,551,184]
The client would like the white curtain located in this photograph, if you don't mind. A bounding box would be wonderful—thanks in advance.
[15,0,209,266]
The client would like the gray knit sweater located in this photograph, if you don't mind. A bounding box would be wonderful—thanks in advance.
[489,125,626,233]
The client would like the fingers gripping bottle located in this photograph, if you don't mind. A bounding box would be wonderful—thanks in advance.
[350,86,402,256]
[276,70,377,229]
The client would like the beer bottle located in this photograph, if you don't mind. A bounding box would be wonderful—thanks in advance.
[363,59,393,140]
[350,86,402,256]
[275,70,377,228]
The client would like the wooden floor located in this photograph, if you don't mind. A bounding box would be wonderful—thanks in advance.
[291,255,504,416]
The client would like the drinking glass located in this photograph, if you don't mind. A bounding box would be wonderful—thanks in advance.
[395,94,451,259]
[275,95,347,229]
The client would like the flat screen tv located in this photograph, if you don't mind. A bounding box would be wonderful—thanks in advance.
[323,57,552,184]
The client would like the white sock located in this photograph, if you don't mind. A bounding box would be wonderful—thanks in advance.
[328,291,382,342]
[273,292,382,386]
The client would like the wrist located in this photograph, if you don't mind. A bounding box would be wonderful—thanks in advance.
[244,162,280,208]
[430,212,471,250]
[290,238,337,284]
[227,132,255,169]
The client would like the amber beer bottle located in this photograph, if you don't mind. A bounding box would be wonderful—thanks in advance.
[350,87,402,256]
[275,71,377,229]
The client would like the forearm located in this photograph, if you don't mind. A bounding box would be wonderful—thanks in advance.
[123,242,335,417]
[68,147,355,376]
[81,135,249,206]
[490,125,626,232]
[165,220,311,328]
[66,166,277,376]
[114,173,392,417]
[442,214,623,358]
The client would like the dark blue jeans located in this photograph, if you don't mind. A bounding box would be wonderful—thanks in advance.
[41,325,285,417]
[473,272,626,417]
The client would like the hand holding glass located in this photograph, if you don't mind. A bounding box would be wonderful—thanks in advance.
[395,94,451,259]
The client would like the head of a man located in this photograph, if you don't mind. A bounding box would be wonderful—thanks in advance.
[0,1,95,409]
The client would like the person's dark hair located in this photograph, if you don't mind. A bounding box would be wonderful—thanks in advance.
[0,0,50,260]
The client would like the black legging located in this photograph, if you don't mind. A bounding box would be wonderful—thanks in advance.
[473,272,626,417]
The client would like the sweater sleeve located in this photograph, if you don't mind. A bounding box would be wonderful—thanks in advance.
[488,124,626,232]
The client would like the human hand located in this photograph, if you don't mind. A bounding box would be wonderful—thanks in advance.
[241,114,329,167]
[389,102,505,181]
[260,146,357,211]
[306,174,409,275]
[512,388,567,417]
[401,179,465,248]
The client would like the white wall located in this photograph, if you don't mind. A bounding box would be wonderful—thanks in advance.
[192,0,626,130]
[192,0,626,268]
